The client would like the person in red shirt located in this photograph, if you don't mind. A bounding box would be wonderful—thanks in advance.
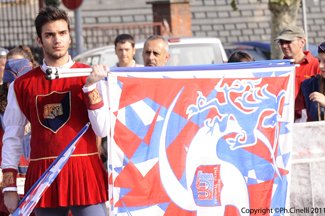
[274,26,320,122]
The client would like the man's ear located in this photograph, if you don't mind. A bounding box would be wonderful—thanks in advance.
[165,53,170,63]
[300,38,307,47]
[36,37,43,47]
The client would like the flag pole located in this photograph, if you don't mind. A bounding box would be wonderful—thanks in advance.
[11,122,90,216]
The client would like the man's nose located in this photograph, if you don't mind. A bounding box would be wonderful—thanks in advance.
[53,34,60,43]
[149,52,155,59]
[281,43,289,48]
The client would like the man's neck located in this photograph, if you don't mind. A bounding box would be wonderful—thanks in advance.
[293,52,306,64]
[119,60,134,67]
[44,55,70,67]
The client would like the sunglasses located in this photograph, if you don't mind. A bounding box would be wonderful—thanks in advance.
[277,39,300,46]
[0,49,9,57]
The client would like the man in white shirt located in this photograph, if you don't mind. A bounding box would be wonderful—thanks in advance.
[114,34,143,67]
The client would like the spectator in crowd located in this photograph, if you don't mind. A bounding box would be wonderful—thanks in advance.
[227,51,255,63]
[1,45,37,180]
[0,59,33,216]
[301,41,325,121]
[274,26,320,122]
[1,6,108,216]
[98,34,144,171]
[114,34,143,67]
[142,35,170,66]
[0,49,8,85]
[7,45,39,68]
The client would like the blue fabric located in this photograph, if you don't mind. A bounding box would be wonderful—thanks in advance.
[301,75,324,121]
[3,58,32,83]
[318,41,325,53]
[109,59,293,73]
[0,113,4,131]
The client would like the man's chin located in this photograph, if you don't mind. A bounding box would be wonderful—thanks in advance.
[145,64,156,67]
[48,51,68,60]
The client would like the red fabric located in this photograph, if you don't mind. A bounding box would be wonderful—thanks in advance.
[284,51,320,120]
[13,63,108,208]
[0,191,9,216]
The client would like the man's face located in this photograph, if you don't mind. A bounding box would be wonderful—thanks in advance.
[278,37,305,58]
[37,19,71,62]
[142,39,170,66]
[0,57,6,83]
[115,42,135,67]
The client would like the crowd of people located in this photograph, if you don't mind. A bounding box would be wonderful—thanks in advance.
[0,5,324,216]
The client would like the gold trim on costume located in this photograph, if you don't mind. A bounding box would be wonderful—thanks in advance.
[30,152,99,161]
[3,172,14,187]
[88,88,102,105]
[35,91,71,134]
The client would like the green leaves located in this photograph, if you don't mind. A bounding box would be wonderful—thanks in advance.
[231,0,238,11]
[269,0,297,6]
[231,0,298,10]
[45,0,61,8]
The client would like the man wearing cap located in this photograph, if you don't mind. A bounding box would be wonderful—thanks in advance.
[0,48,9,85]
[274,26,320,122]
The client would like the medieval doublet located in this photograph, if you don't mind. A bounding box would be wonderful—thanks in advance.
[2,62,108,208]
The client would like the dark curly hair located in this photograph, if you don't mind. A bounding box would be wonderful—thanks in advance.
[0,83,8,114]
[35,6,70,42]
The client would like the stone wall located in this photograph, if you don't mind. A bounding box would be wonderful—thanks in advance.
[68,0,325,46]
[189,0,325,45]
[1,0,323,51]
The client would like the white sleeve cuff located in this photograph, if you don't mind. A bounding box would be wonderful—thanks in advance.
[3,187,18,193]
[82,83,97,93]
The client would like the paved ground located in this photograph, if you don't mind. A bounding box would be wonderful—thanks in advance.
[291,122,325,216]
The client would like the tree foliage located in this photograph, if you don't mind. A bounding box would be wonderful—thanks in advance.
[231,0,297,11]
[45,0,61,8]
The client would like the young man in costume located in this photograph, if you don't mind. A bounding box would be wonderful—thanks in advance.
[1,6,108,216]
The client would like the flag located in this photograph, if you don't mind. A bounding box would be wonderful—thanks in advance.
[12,122,90,216]
[107,61,295,216]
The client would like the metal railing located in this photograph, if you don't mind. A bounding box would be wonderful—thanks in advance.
[0,0,42,61]
[70,22,164,50]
